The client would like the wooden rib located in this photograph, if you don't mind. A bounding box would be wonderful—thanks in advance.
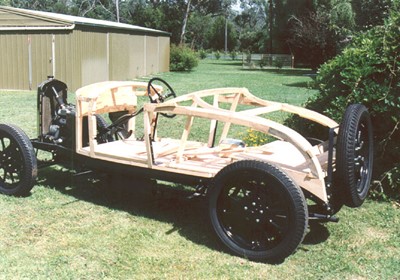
[88,114,97,157]
[143,111,153,168]
[147,103,324,178]
[176,102,198,163]
[208,95,219,147]
[220,92,241,142]
[239,104,282,116]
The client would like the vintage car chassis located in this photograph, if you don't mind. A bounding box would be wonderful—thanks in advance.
[0,77,373,263]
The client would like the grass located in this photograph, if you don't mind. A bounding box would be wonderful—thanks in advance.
[0,60,399,279]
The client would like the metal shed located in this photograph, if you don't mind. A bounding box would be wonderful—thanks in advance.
[0,6,170,91]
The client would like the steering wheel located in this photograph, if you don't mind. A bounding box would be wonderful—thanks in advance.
[147,77,177,118]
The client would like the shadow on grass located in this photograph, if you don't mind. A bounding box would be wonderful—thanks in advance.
[284,81,316,89]
[303,221,330,245]
[36,166,331,261]
[207,61,243,67]
[37,167,222,252]
[241,68,315,76]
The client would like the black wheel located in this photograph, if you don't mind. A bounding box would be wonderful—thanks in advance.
[95,115,114,143]
[82,115,114,146]
[334,104,373,208]
[147,77,177,118]
[208,160,308,263]
[0,124,37,196]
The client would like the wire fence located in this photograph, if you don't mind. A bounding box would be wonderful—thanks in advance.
[242,54,294,69]
[205,53,294,69]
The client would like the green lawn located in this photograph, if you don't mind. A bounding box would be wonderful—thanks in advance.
[0,60,399,279]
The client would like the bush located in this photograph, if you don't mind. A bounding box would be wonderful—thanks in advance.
[198,49,207,60]
[240,129,269,146]
[229,51,237,60]
[287,9,400,200]
[214,51,221,60]
[259,56,269,69]
[273,58,284,69]
[170,44,199,71]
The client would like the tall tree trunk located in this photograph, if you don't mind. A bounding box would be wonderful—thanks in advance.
[180,0,192,45]
[115,0,120,22]
[269,0,274,53]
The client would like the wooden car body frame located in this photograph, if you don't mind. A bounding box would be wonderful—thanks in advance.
[74,81,339,205]
[1,76,374,263]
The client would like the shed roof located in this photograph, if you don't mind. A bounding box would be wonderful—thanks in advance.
[0,6,170,36]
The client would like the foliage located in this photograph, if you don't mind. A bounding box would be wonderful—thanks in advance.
[4,0,397,57]
[198,49,207,60]
[288,9,400,200]
[229,51,237,60]
[169,44,199,71]
[214,50,221,60]
[273,57,284,69]
[185,13,212,49]
[240,128,270,146]
[258,55,269,69]
[206,16,238,51]
[352,0,394,29]
[245,53,252,63]
[287,0,357,70]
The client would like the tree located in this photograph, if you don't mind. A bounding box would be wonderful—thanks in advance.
[9,0,70,13]
[352,0,394,30]
[234,0,268,52]
[287,11,336,69]
[289,8,400,199]
[287,0,356,68]
[179,0,235,45]
[185,12,213,49]
[206,15,238,51]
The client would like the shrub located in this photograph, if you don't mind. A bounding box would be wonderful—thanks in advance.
[240,129,269,146]
[170,44,199,71]
[259,56,269,69]
[229,51,237,60]
[287,9,400,200]
[214,51,221,60]
[245,53,252,63]
[198,49,207,60]
[273,58,284,69]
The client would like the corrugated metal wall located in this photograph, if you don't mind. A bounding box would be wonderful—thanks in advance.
[109,33,146,80]
[0,34,29,89]
[0,30,170,92]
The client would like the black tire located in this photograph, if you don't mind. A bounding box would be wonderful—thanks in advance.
[95,115,114,143]
[208,160,308,263]
[0,124,37,196]
[82,115,113,146]
[335,104,373,208]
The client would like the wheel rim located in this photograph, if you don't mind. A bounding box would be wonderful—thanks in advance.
[216,170,291,251]
[354,119,371,194]
[0,132,24,189]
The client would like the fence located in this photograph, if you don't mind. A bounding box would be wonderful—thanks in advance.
[242,54,294,69]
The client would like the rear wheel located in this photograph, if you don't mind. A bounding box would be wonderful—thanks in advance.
[334,104,373,208]
[208,160,308,263]
[0,124,37,196]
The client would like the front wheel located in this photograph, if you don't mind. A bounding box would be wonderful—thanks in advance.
[208,160,308,263]
[0,124,37,196]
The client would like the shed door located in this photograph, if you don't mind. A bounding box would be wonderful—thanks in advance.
[28,34,54,89]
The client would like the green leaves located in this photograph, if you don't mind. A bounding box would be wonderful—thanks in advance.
[170,44,199,71]
[291,9,400,200]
